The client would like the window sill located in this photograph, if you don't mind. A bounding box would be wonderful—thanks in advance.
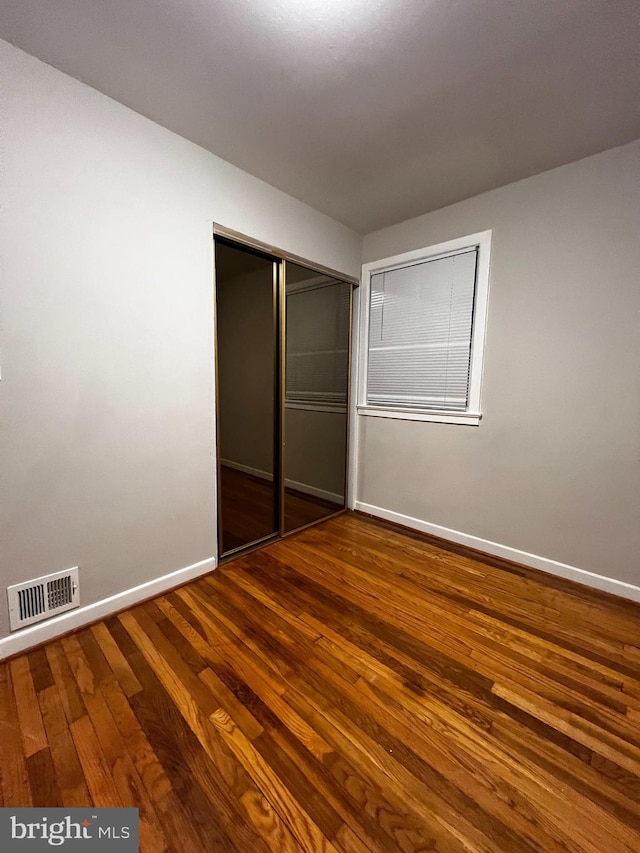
[356,405,482,426]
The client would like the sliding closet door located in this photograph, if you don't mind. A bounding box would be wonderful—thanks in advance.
[215,241,279,555]
[283,263,351,533]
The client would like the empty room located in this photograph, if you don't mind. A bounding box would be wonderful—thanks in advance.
[1,1,639,851]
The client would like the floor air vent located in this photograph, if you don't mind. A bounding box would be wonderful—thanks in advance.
[7,568,79,631]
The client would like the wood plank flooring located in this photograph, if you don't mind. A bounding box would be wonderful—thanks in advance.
[2,512,640,851]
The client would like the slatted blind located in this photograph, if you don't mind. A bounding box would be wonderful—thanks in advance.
[367,249,478,411]
[286,281,350,406]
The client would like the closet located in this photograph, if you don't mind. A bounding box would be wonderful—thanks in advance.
[214,233,355,559]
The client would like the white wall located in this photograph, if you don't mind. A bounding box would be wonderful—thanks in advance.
[0,40,361,650]
[359,140,640,596]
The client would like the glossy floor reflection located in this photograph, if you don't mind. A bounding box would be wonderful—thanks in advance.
[220,466,340,553]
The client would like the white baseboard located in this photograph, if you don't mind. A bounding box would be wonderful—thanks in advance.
[285,478,343,505]
[354,502,640,605]
[0,555,217,661]
[221,459,343,504]
[221,459,274,481]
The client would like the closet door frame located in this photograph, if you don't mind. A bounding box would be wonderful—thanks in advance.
[213,225,358,560]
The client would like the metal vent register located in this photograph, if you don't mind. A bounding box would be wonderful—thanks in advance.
[7,568,79,631]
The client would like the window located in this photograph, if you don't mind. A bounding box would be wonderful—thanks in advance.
[286,277,351,411]
[358,231,491,425]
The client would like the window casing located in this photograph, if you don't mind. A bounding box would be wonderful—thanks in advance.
[358,231,491,425]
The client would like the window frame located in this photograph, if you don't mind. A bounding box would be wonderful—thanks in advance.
[357,230,492,426]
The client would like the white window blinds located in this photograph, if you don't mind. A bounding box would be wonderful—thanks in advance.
[286,281,350,407]
[367,249,478,411]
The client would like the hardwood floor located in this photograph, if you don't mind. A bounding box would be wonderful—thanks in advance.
[2,512,640,851]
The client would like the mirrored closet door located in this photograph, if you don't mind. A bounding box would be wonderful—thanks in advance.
[283,264,351,533]
[215,240,279,556]
[214,235,353,560]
